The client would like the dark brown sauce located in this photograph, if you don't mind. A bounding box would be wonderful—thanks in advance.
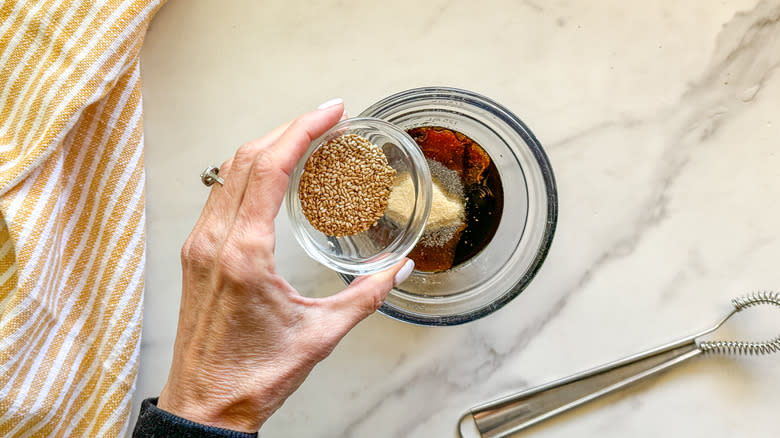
[406,127,503,272]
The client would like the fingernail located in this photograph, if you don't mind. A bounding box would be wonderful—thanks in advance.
[393,259,415,286]
[317,97,343,110]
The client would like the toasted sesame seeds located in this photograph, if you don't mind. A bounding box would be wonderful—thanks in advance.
[299,134,396,237]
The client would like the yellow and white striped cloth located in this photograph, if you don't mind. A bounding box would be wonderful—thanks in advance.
[1,0,164,435]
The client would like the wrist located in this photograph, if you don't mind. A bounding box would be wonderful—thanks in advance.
[138,398,258,437]
[158,380,267,434]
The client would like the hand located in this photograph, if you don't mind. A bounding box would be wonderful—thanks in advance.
[157,100,414,433]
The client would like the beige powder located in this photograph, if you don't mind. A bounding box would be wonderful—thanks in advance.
[386,171,465,245]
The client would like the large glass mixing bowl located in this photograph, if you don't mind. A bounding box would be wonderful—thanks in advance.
[342,87,558,325]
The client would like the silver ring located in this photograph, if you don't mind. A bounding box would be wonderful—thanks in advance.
[200,165,224,187]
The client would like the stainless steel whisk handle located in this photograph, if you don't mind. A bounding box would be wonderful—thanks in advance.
[699,291,780,356]
[458,291,780,438]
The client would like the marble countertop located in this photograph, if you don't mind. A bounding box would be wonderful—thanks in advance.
[135,1,780,436]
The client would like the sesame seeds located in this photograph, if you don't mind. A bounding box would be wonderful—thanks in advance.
[298,134,396,237]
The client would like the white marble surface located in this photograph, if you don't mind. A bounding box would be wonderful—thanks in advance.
[135,1,780,436]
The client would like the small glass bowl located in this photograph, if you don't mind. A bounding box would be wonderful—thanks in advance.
[286,118,432,276]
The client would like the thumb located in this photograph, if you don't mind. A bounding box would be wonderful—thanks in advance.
[321,258,415,334]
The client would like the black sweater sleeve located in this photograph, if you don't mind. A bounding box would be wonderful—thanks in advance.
[133,398,258,438]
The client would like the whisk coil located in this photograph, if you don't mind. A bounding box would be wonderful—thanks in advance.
[699,291,780,356]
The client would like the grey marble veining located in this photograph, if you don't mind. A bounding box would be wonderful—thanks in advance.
[137,1,780,436]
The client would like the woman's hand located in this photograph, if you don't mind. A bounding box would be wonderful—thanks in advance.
[157,100,414,433]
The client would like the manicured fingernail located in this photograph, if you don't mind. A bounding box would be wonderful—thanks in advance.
[317,97,343,110]
[394,259,415,286]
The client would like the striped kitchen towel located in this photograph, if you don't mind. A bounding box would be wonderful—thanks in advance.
[0,0,164,436]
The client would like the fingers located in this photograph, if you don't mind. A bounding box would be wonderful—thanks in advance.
[197,119,294,235]
[199,97,343,231]
[320,258,415,335]
[266,99,345,175]
[209,120,294,211]
[237,100,345,229]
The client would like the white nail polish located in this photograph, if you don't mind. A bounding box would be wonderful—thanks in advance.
[317,97,343,110]
[394,259,415,286]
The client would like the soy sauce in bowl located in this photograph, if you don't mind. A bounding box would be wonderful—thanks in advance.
[405,126,504,272]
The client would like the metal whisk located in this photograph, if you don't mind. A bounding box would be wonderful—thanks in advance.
[457,292,780,438]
